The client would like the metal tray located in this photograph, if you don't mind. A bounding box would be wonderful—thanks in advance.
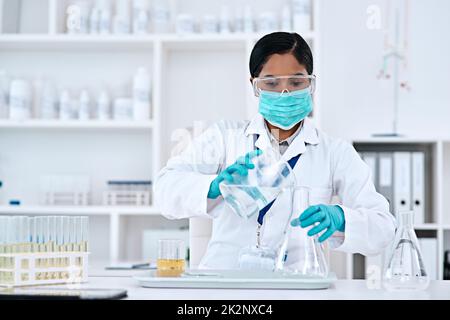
[134,269,336,290]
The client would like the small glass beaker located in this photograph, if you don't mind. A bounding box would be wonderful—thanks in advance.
[156,239,186,277]
[238,245,277,271]
[220,148,296,219]
[275,186,329,278]
[382,211,430,291]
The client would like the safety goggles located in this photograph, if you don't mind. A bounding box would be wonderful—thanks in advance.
[252,75,316,97]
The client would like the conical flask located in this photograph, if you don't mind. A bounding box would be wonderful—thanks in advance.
[383,211,430,291]
[275,187,329,278]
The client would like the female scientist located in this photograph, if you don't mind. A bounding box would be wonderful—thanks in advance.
[154,32,396,269]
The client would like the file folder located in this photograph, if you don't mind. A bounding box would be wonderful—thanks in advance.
[393,152,412,215]
[411,152,425,225]
[378,152,394,214]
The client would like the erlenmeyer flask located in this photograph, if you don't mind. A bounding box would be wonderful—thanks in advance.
[383,211,430,291]
[275,187,329,278]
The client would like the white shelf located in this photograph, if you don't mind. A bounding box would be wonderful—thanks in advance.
[0,205,161,216]
[414,224,440,230]
[0,32,317,51]
[0,120,154,130]
[352,137,440,144]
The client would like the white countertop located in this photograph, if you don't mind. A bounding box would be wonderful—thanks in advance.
[52,267,450,300]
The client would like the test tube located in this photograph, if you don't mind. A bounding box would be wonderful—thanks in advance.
[81,216,89,253]
[34,216,43,279]
[70,216,77,252]
[62,216,71,277]
[55,216,64,279]
[48,216,57,279]
[0,217,6,283]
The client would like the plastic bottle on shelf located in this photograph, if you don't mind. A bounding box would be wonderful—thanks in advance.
[132,68,151,120]
[97,90,111,120]
[132,67,151,120]
[113,0,131,34]
[98,0,112,34]
[59,90,72,120]
[66,0,90,34]
[132,0,149,34]
[79,90,91,120]
[292,0,311,32]
[0,70,9,119]
[152,0,171,33]
[40,81,58,119]
[281,4,293,32]
[9,79,32,120]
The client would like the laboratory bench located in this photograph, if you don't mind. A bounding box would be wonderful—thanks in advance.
[46,266,450,300]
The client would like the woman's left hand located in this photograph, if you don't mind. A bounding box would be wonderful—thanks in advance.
[290,204,346,243]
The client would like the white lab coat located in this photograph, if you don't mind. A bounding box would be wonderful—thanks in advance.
[155,114,396,269]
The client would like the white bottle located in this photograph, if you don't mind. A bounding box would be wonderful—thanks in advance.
[281,5,292,31]
[132,67,151,120]
[292,0,311,32]
[114,0,131,34]
[98,0,111,34]
[79,90,91,120]
[66,0,90,34]
[9,79,32,120]
[97,90,110,120]
[0,70,9,119]
[90,6,101,34]
[59,90,72,120]
[243,5,254,33]
[132,0,149,34]
[152,0,170,33]
[40,81,58,119]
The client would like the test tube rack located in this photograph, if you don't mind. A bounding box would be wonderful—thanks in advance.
[0,251,89,287]
[103,190,151,206]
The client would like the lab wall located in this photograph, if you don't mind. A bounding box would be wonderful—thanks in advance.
[319,0,450,139]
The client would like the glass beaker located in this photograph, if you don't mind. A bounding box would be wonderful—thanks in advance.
[219,148,296,219]
[156,239,186,277]
[275,186,329,278]
[238,245,277,271]
[382,211,430,291]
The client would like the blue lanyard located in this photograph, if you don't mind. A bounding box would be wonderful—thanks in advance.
[253,134,301,226]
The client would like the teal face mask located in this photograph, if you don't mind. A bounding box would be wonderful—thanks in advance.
[258,88,313,130]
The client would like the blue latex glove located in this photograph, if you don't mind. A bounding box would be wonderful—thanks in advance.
[290,204,346,243]
[207,150,263,199]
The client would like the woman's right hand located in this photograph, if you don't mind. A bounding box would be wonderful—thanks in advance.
[207,149,262,199]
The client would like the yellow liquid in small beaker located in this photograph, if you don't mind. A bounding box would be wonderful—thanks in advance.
[156,259,185,277]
